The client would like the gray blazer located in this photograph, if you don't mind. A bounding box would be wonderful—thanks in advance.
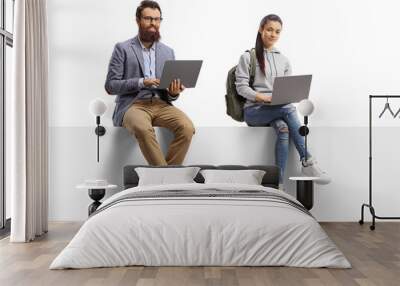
[105,36,177,126]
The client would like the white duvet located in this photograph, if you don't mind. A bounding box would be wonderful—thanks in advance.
[50,183,351,269]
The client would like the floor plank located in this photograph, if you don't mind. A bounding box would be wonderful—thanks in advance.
[0,222,399,286]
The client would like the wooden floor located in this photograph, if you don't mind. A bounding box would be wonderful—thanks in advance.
[0,222,399,286]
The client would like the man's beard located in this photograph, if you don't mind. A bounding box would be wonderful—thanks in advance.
[139,27,161,43]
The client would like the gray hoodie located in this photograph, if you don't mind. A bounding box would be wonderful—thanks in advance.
[235,47,292,108]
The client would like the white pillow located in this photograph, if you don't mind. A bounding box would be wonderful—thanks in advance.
[135,167,201,186]
[200,169,266,185]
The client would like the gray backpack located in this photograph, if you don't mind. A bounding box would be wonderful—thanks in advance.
[225,49,256,122]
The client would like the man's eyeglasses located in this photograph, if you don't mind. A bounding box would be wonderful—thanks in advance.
[141,16,163,23]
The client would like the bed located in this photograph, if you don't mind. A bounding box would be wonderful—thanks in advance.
[50,165,350,269]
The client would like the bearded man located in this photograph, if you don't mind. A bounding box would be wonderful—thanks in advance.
[105,0,195,165]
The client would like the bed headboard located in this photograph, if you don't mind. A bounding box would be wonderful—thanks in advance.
[123,165,280,189]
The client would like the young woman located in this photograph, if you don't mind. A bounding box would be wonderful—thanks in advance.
[235,14,330,186]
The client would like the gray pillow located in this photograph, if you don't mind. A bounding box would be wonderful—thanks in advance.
[200,169,266,185]
[135,167,201,186]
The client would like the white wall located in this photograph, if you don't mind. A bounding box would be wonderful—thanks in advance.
[49,126,400,222]
[47,0,400,221]
[48,0,400,127]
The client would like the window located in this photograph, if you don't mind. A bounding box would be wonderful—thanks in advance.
[0,0,13,235]
[5,0,13,33]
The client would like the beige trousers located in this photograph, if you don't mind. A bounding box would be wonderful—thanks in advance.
[122,99,195,165]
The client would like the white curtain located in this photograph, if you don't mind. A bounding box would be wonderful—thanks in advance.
[9,0,49,242]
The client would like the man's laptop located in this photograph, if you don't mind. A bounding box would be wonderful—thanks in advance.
[158,60,203,89]
[270,75,312,105]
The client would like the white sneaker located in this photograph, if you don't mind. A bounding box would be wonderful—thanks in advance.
[301,159,331,185]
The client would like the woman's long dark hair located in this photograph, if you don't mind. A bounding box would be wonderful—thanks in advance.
[256,14,282,75]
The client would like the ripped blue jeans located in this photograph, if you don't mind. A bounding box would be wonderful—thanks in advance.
[244,104,311,183]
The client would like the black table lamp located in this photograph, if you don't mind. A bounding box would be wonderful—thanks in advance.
[298,99,314,163]
[89,99,107,162]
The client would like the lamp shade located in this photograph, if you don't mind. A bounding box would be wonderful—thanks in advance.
[298,99,314,116]
[89,98,107,116]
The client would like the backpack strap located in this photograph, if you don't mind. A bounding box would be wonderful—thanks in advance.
[246,49,257,87]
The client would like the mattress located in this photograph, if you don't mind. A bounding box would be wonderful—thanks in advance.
[50,183,351,269]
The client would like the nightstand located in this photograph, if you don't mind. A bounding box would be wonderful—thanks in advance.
[76,182,118,216]
[289,177,319,210]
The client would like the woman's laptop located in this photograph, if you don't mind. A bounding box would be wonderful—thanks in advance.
[270,75,312,105]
